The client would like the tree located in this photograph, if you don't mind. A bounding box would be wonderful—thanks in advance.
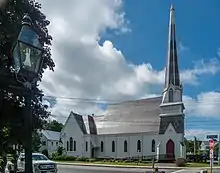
[0,0,54,158]
[184,137,201,154]
[32,131,42,152]
[45,120,64,132]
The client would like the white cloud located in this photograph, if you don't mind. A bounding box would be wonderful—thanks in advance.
[178,42,189,52]
[183,91,220,117]
[185,129,219,140]
[38,0,220,122]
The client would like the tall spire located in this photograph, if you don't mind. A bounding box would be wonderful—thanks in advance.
[164,4,180,89]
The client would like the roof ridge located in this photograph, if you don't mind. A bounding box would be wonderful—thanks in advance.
[110,96,162,105]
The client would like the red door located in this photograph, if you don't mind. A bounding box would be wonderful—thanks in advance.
[166,139,175,159]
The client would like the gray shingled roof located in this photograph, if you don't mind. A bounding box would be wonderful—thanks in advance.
[72,112,88,134]
[41,130,60,141]
[94,96,162,134]
[83,115,98,135]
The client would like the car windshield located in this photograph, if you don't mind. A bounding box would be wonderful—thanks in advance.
[32,154,48,161]
[20,154,49,161]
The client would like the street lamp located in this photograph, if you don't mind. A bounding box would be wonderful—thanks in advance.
[12,14,44,173]
[12,14,44,88]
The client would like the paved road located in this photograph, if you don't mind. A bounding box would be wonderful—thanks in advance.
[58,164,180,173]
[57,164,220,173]
[172,168,220,173]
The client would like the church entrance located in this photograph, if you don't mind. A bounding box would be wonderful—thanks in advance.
[166,139,175,159]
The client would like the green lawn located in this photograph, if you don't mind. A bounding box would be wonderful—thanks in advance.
[55,160,220,168]
[54,160,153,166]
[187,162,219,167]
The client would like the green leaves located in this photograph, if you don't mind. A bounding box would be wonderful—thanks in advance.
[0,0,54,155]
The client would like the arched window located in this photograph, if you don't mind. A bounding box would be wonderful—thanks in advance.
[86,141,88,152]
[124,140,128,152]
[112,141,115,152]
[74,140,76,151]
[101,141,104,152]
[70,137,73,151]
[152,139,156,152]
[137,140,141,152]
[169,88,173,102]
[66,141,69,151]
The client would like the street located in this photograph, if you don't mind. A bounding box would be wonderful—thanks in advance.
[57,165,220,173]
[58,165,182,173]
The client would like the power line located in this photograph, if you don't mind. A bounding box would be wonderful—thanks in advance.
[43,95,220,105]
[50,114,220,124]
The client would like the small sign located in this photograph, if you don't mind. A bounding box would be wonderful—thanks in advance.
[210,139,215,150]
[207,135,218,139]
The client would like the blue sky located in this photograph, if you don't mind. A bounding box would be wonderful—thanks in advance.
[100,0,220,140]
[40,0,220,140]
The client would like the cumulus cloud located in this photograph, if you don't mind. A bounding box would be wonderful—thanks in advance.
[38,0,220,123]
[183,92,220,117]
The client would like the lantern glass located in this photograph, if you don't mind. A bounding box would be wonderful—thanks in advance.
[13,23,43,75]
[18,25,42,50]
[18,42,42,73]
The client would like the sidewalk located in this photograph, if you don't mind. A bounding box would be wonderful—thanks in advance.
[56,161,220,170]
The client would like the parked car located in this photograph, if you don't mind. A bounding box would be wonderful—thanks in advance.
[15,152,58,173]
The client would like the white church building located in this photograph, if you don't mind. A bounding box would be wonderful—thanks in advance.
[60,5,186,161]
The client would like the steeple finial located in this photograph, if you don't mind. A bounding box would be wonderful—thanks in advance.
[164,3,180,90]
[170,4,174,11]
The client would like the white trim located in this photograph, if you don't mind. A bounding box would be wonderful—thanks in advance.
[160,101,184,107]
[159,113,184,117]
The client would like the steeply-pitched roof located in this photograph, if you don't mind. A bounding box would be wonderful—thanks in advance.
[83,115,98,135]
[94,96,162,134]
[41,130,60,141]
[72,112,87,134]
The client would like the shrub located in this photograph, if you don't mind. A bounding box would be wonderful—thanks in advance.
[42,149,49,158]
[57,146,64,156]
[176,157,187,167]
[53,156,77,161]
[76,157,87,161]
[88,158,96,162]
[51,151,58,159]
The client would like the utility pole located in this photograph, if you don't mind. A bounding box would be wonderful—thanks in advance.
[218,134,220,165]
[194,136,196,155]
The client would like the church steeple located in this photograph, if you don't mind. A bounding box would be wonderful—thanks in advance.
[164,4,180,89]
[162,4,182,104]
[159,4,185,138]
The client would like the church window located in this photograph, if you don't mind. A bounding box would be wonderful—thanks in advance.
[86,141,88,152]
[101,141,104,152]
[137,140,141,152]
[152,139,156,152]
[124,140,128,152]
[74,140,76,151]
[70,137,73,151]
[169,88,173,102]
[112,141,115,152]
[67,141,69,151]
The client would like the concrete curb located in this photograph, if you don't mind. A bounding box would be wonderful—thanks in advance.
[56,162,220,170]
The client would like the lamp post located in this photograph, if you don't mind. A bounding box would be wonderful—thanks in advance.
[12,14,44,173]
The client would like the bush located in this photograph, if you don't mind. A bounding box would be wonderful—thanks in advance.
[176,157,187,167]
[53,156,77,161]
[57,146,64,156]
[51,152,58,159]
[76,157,87,161]
[42,149,49,158]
